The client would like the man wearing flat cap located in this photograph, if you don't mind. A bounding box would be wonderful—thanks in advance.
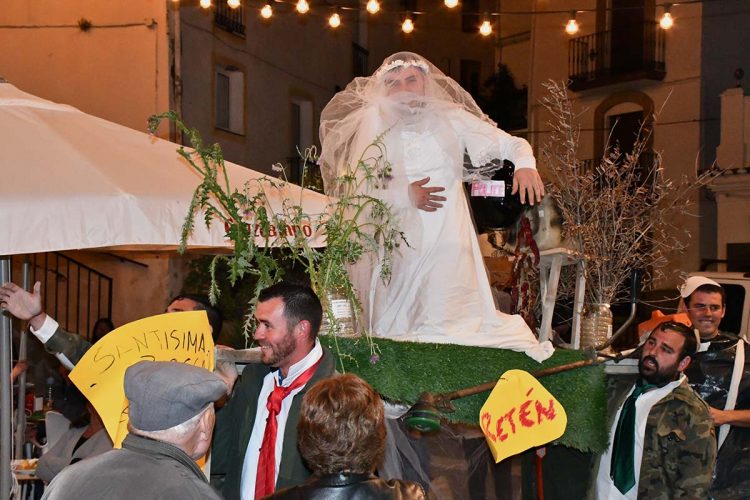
[42,361,226,500]
[210,282,337,500]
[680,275,750,496]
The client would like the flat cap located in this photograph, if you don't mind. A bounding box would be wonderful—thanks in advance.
[680,276,722,299]
[124,361,226,432]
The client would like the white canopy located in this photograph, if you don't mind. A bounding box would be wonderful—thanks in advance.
[0,83,331,491]
[0,82,328,256]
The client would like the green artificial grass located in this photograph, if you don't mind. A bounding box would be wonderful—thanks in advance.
[320,335,608,454]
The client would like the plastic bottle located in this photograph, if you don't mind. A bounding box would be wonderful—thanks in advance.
[580,303,613,349]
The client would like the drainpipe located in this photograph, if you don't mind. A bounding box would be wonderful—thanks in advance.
[1,258,12,498]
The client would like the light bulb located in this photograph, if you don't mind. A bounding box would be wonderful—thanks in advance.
[260,3,272,18]
[444,0,459,8]
[366,0,380,14]
[479,20,492,36]
[227,0,240,8]
[296,0,309,14]
[402,17,414,34]
[329,12,341,28]
[659,12,674,30]
[565,15,579,35]
[200,0,211,8]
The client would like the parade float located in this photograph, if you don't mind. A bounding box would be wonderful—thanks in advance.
[149,81,716,498]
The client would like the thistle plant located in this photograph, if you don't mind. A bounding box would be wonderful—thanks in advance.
[540,81,719,305]
[148,112,406,362]
[277,141,407,340]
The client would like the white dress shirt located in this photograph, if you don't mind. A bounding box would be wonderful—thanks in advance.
[30,315,76,369]
[595,374,686,499]
[239,339,323,499]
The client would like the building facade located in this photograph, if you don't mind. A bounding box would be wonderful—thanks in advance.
[176,0,501,180]
[498,0,750,282]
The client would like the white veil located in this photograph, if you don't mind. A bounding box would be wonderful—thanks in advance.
[319,51,513,197]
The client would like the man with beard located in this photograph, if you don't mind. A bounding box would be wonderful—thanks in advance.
[593,321,716,499]
[680,276,750,497]
[210,281,336,500]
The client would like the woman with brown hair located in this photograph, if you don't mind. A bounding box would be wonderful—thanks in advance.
[268,373,425,499]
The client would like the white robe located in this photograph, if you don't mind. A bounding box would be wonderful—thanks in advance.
[354,109,553,362]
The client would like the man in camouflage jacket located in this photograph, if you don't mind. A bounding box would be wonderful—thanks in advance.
[592,321,717,499]
[636,377,717,498]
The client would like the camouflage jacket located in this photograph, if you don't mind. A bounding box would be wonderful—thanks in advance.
[637,378,717,499]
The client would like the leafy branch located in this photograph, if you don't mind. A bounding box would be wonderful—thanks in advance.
[149,112,406,361]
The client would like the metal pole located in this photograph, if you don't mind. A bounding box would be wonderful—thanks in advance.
[1,257,14,497]
[14,260,30,459]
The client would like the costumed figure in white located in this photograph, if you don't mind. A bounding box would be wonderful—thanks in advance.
[319,52,553,362]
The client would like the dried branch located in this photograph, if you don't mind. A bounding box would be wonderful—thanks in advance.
[540,81,719,305]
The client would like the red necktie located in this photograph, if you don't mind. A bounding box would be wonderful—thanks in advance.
[254,359,321,499]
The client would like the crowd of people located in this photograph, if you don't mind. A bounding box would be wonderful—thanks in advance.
[589,275,748,499]
[2,51,746,500]
[3,274,745,499]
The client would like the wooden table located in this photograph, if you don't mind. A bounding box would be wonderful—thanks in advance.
[538,247,586,348]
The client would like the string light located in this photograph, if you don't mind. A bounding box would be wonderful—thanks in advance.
[659,4,674,30]
[402,15,414,34]
[479,14,492,36]
[178,1,696,35]
[328,11,341,28]
[296,0,309,14]
[565,11,579,35]
[366,0,380,14]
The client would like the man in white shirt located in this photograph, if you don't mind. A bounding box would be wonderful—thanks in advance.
[210,282,336,500]
[593,321,716,499]
[680,275,750,495]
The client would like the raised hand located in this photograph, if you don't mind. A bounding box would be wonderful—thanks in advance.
[0,281,43,321]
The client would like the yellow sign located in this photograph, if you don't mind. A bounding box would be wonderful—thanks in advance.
[70,311,214,448]
[479,369,567,463]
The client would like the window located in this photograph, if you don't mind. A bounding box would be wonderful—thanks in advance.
[727,243,750,272]
[462,0,480,33]
[215,67,244,135]
[289,98,314,184]
[460,59,482,100]
[353,43,369,78]
[721,283,746,334]
[214,3,245,37]
[402,0,417,12]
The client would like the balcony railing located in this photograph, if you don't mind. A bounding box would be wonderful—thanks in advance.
[12,252,113,340]
[568,22,665,91]
[214,4,245,37]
